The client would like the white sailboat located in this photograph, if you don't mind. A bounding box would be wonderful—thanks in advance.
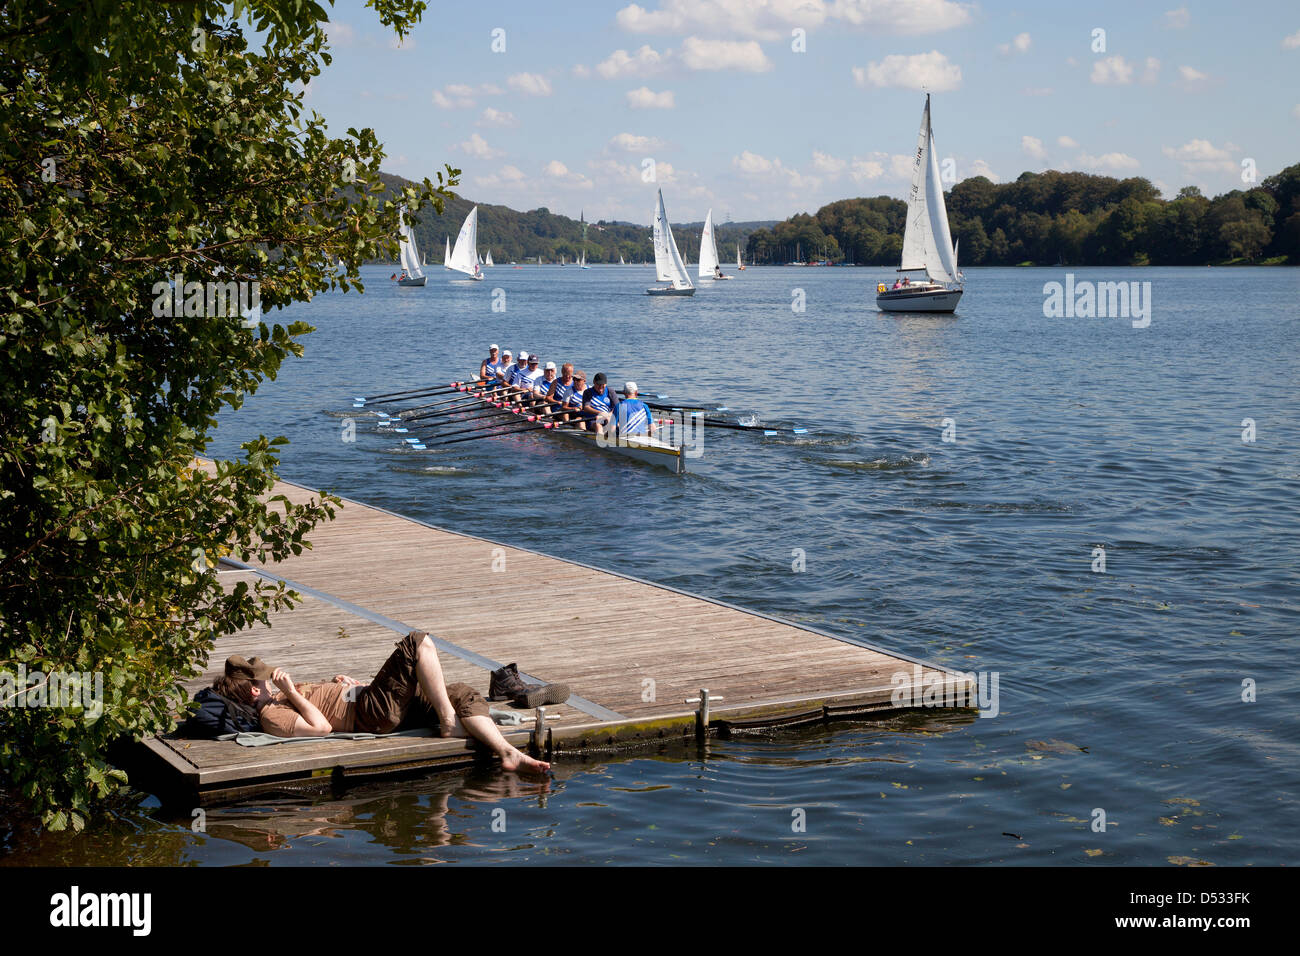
[698,209,729,279]
[619,254,626,265]
[647,189,695,296]
[876,94,963,312]
[446,206,485,280]
[485,249,494,267]
[737,242,745,271]
[444,236,451,265]
[578,211,591,268]
[396,206,426,286]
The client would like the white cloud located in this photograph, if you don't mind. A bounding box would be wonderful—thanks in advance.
[1077,151,1141,172]
[608,132,663,151]
[1057,135,1079,148]
[853,50,962,92]
[1021,136,1047,161]
[847,151,913,182]
[1141,57,1161,84]
[544,160,571,177]
[997,32,1031,55]
[850,158,885,182]
[811,151,847,176]
[1090,56,1134,85]
[432,84,477,109]
[456,133,502,159]
[325,22,355,47]
[614,0,970,41]
[1178,65,1207,81]
[680,37,773,72]
[1282,29,1300,48]
[1162,139,1237,175]
[967,159,1000,183]
[572,64,591,78]
[1163,7,1190,29]
[473,165,528,189]
[626,86,675,108]
[733,150,775,175]
[508,73,553,96]
[478,108,518,127]
[597,45,666,78]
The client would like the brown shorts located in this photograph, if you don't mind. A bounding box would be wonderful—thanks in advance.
[354,632,489,734]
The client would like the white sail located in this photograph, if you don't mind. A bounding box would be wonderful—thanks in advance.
[447,206,481,277]
[444,236,451,266]
[652,191,673,281]
[737,243,742,269]
[652,190,693,290]
[398,207,424,278]
[485,249,494,267]
[899,95,959,285]
[698,209,720,278]
[619,254,626,265]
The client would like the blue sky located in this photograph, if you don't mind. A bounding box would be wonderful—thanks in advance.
[303,0,1300,222]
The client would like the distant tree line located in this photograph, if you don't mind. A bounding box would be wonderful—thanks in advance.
[744,165,1300,266]
[379,174,771,265]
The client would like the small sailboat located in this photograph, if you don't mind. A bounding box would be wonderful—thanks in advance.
[579,211,591,268]
[445,206,485,281]
[485,249,494,267]
[396,206,426,286]
[619,254,626,266]
[444,236,451,264]
[647,189,695,296]
[737,243,745,271]
[698,210,730,280]
[876,94,963,312]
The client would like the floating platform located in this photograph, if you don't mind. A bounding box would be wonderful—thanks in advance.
[136,468,976,805]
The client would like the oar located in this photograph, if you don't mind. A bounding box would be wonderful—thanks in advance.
[691,415,808,436]
[355,379,489,407]
[645,398,730,414]
[400,407,561,445]
[420,418,587,449]
[403,403,522,432]
[391,390,501,422]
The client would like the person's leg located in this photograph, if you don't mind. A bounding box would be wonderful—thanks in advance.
[442,682,550,774]
[411,636,458,732]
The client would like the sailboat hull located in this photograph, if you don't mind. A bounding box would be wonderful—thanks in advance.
[876,286,962,312]
[646,286,696,296]
[397,276,427,287]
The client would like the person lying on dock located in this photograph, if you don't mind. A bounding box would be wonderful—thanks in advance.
[212,634,549,775]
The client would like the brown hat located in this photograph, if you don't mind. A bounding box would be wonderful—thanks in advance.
[225,655,274,680]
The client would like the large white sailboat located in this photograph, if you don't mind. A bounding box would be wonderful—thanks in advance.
[647,189,695,296]
[446,206,485,280]
[877,94,963,312]
[396,207,426,286]
[697,210,730,279]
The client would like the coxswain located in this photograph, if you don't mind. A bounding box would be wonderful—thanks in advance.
[612,382,653,437]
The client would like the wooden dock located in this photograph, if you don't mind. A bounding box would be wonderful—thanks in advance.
[138,469,976,805]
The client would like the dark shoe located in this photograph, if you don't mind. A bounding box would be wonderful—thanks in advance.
[512,681,570,709]
[488,662,527,702]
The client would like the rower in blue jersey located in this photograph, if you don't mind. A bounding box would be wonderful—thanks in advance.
[535,361,559,402]
[565,370,587,422]
[497,349,517,387]
[520,354,544,396]
[613,381,654,437]
[581,372,614,434]
[479,343,502,388]
[506,351,530,391]
[547,362,578,418]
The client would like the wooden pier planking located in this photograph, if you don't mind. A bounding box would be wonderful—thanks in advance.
[139,465,975,804]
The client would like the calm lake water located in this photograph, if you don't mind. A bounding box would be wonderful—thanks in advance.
[5,264,1298,866]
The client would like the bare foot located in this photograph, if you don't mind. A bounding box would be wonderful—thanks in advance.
[500,748,550,775]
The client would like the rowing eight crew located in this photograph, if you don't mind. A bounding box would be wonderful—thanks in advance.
[477,344,654,438]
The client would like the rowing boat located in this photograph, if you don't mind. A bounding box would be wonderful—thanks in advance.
[462,382,687,474]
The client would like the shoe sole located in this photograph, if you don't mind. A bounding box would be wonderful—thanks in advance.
[514,683,570,708]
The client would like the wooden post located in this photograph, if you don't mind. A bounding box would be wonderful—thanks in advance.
[686,689,722,739]
[532,707,547,757]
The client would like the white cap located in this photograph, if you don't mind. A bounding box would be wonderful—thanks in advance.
[545,361,556,371]
[518,351,528,361]
[502,349,513,357]
[623,381,638,394]
[489,343,499,351]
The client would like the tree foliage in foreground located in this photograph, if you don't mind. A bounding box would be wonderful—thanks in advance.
[746,165,1300,265]
[0,0,455,829]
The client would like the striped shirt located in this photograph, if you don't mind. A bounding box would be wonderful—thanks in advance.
[615,399,651,436]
